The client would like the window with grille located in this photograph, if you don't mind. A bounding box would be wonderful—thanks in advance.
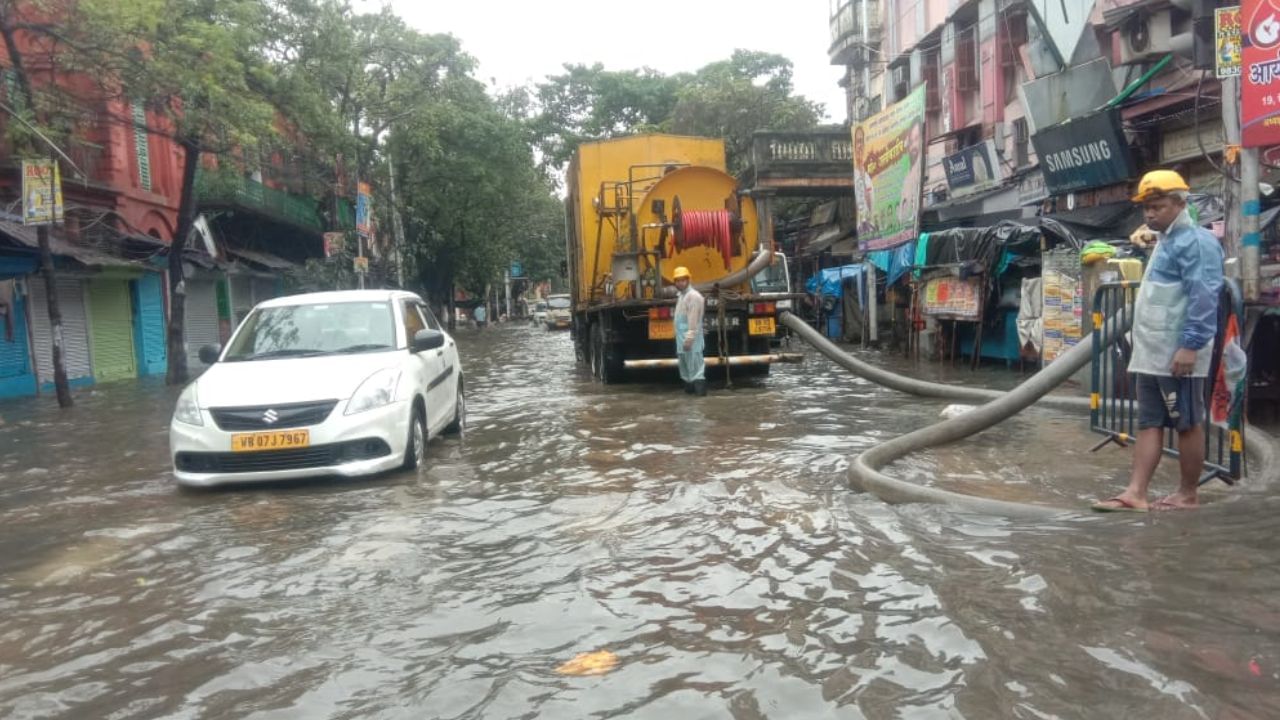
[131,100,152,192]
[1013,117,1030,167]
[1002,11,1029,104]
[924,53,940,112]
[957,27,979,92]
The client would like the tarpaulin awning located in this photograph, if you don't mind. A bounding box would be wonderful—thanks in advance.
[805,264,866,299]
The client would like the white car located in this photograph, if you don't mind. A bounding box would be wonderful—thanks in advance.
[170,290,465,487]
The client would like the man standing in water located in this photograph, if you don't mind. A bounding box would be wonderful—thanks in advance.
[673,266,706,396]
[1093,170,1223,513]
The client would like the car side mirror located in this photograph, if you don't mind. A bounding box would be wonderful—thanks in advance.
[412,329,445,353]
[198,344,221,365]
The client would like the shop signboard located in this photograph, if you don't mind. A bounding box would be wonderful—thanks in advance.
[1029,110,1135,195]
[1017,170,1049,206]
[922,276,982,319]
[943,140,1003,198]
[22,160,63,225]
[1242,0,1280,146]
[852,84,927,252]
[1161,124,1226,163]
[1218,7,1242,78]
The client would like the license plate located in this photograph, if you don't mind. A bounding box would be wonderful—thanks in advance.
[231,430,310,453]
[649,318,675,340]
[748,317,776,336]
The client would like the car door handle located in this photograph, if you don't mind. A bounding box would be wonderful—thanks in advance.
[435,350,444,357]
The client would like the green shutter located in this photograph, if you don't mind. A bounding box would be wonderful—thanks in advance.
[132,100,152,191]
[88,279,137,383]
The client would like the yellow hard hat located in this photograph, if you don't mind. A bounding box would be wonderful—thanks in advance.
[1132,170,1190,203]
[673,266,691,280]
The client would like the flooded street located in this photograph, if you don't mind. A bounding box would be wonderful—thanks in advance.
[1,324,1277,719]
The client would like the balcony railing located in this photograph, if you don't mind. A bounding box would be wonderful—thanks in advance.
[195,169,324,232]
[830,0,882,60]
[741,129,855,197]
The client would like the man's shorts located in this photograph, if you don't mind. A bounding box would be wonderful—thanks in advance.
[1136,374,1205,432]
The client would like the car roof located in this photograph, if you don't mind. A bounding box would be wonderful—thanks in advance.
[255,289,422,309]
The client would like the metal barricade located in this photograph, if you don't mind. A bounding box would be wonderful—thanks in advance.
[1089,279,1246,485]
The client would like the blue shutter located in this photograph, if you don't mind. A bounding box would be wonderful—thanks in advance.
[0,280,36,399]
[132,273,167,376]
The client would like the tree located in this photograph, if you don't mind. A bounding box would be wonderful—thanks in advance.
[108,0,278,386]
[528,63,680,176]
[667,50,823,174]
[0,0,121,407]
[529,52,822,178]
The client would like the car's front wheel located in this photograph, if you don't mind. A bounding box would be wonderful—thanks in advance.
[444,383,465,435]
[403,404,427,470]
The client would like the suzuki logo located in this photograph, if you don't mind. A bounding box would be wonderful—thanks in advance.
[262,409,279,424]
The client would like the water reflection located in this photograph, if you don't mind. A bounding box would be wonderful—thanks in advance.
[0,323,1276,718]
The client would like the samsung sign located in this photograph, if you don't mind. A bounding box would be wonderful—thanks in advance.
[1029,110,1135,195]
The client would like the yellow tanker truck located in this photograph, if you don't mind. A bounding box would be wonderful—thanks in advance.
[566,134,799,383]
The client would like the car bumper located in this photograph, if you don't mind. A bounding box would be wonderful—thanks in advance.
[170,399,412,487]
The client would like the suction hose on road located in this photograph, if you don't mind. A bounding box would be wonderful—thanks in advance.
[779,311,1279,518]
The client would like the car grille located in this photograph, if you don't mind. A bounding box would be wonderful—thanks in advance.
[209,400,339,431]
[175,439,392,474]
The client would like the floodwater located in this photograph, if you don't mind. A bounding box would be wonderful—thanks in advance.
[0,323,1277,719]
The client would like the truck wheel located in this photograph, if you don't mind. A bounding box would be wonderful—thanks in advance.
[590,323,620,384]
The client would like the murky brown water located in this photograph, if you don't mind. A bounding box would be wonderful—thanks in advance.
[1,323,1277,719]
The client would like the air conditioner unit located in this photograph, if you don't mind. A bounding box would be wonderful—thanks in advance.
[1119,10,1175,65]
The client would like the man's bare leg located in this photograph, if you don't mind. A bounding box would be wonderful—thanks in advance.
[1095,427,1164,510]
[1155,424,1204,510]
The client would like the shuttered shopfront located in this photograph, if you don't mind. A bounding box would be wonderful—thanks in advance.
[86,277,137,383]
[0,276,36,399]
[185,277,221,368]
[131,272,167,376]
[28,276,93,388]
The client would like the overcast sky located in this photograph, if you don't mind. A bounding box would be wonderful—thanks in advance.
[357,0,846,123]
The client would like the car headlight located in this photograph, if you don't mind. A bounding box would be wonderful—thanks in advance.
[346,368,403,415]
[174,383,203,426]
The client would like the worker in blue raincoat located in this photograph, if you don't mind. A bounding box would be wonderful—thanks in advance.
[673,266,706,396]
[1093,170,1224,513]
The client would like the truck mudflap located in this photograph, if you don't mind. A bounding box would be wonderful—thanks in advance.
[622,353,804,370]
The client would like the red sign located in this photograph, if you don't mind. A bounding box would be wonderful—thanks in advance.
[1243,0,1280,146]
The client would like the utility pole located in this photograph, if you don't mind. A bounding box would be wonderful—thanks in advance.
[387,157,407,288]
[1224,75,1263,301]
[36,156,71,407]
[1223,76,1242,270]
[504,268,512,319]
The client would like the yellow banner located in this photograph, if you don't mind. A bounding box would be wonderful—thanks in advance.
[22,159,63,226]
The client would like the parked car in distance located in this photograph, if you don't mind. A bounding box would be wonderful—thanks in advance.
[532,301,549,326]
[545,294,572,330]
[169,290,465,487]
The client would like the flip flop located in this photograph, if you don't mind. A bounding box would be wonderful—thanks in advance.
[1091,496,1149,513]
[1151,497,1198,512]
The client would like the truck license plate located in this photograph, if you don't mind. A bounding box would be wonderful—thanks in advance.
[748,317,776,336]
[649,318,675,340]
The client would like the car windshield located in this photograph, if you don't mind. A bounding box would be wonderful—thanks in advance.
[223,301,397,361]
[751,257,789,293]
[535,303,547,312]
[548,297,571,309]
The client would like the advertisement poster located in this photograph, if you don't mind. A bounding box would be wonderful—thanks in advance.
[323,232,345,258]
[852,84,926,251]
[1218,7,1242,78]
[1041,250,1084,363]
[1242,0,1280,146]
[922,276,981,318]
[943,140,1003,198]
[356,181,373,237]
[22,159,63,225]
